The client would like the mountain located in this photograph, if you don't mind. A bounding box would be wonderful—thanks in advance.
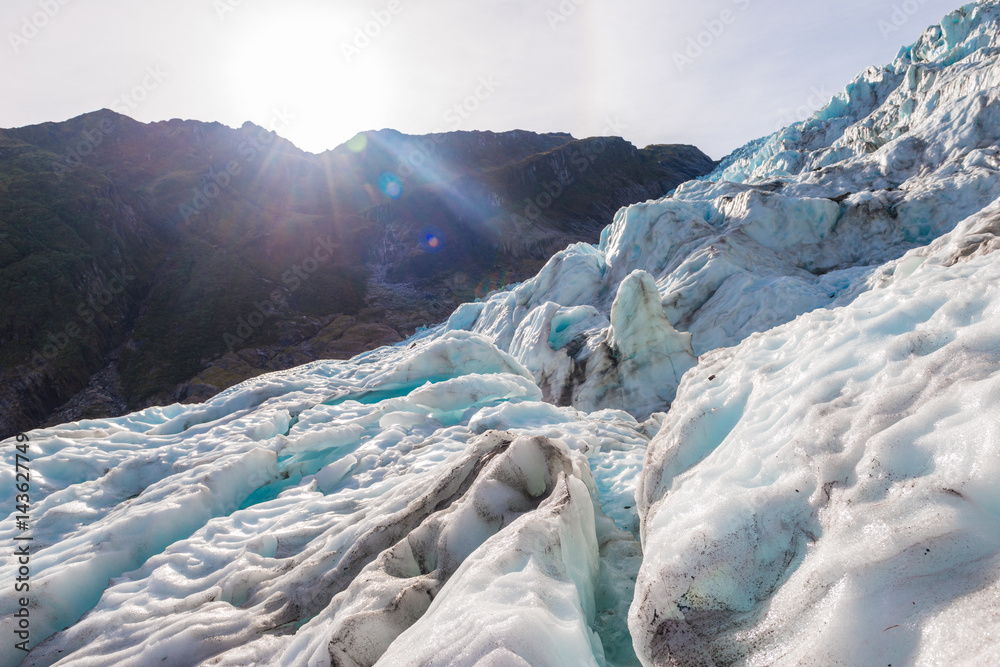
[0,118,715,439]
[5,2,1000,665]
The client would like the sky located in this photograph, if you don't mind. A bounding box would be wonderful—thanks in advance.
[1,0,967,160]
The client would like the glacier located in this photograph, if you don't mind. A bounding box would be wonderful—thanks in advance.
[5,2,1000,665]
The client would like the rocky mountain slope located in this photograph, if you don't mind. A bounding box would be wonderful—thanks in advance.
[0,119,714,439]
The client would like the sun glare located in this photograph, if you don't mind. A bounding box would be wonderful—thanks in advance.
[224,10,393,152]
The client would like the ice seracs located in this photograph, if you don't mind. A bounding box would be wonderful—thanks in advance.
[606,270,696,415]
[444,2,1000,414]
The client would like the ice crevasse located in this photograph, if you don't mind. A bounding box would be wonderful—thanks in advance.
[4,2,1000,665]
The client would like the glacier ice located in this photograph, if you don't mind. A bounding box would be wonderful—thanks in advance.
[5,2,1000,665]
[631,250,1000,666]
[437,1,1000,415]
[3,334,651,667]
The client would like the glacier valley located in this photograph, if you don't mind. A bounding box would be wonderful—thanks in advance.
[5,3,1000,665]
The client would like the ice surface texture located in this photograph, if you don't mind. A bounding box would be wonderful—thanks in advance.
[2,334,650,667]
[632,250,1000,666]
[4,2,1000,665]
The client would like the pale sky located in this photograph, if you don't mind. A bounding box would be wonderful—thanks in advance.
[2,0,965,159]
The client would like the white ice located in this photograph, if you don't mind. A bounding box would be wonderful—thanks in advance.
[631,248,1000,666]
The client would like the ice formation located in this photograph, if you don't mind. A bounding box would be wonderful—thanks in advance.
[4,2,1000,665]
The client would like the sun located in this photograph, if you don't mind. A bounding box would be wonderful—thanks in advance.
[222,9,394,152]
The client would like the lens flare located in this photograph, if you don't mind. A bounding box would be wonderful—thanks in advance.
[378,172,404,199]
[474,270,517,297]
[346,132,368,153]
[419,226,444,252]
